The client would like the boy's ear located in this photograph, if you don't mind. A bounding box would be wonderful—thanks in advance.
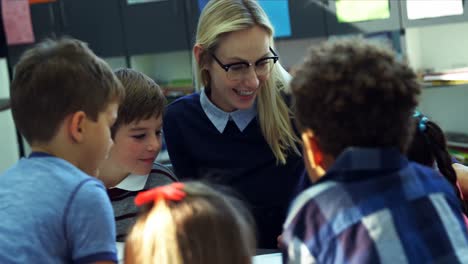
[193,44,204,66]
[301,129,326,183]
[69,111,87,143]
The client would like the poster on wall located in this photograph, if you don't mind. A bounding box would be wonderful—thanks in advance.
[335,0,390,23]
[1,0,35,45]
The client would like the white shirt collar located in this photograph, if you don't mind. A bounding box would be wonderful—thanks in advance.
[200,88,257,133]
[113,173,148,191]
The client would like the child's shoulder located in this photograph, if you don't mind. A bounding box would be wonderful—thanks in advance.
[16,155,105,193]
[166,93,200,112]
[145,162,177,188]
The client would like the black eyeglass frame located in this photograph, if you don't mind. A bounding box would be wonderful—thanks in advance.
[210,47,279,73]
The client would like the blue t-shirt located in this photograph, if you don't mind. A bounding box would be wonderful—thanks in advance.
[0,153,117,263]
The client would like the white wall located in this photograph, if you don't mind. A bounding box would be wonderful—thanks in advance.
[0,58,20,173]
[419,85,468,134]
[406,21,468,72]
[276,37,326,70]
[405,22,468,135]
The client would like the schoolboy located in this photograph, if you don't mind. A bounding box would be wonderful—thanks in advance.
[282,38,468,263]
[0,38,124,263]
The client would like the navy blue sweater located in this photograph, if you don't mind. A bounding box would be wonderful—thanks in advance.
[163,93,304,248]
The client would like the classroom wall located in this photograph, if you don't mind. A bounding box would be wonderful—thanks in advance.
[0,58,19,173]
[406,21,468,72]
[275,37,326,70]
[418,85,468,134]
[405,21,468,135]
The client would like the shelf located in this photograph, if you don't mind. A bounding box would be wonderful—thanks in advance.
[421,83,468,89]
[448,141,468,149]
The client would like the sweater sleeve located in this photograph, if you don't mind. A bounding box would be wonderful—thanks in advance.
[163,103,197,179]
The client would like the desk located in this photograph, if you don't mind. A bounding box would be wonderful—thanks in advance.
[253,253,282,264]
[116,242,282,263]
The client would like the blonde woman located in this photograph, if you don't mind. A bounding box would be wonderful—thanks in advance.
[163,0,304,248]
[125,182,255,264]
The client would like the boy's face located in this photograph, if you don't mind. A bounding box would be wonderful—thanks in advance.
[82,102,118,177]
[108,115,163,176]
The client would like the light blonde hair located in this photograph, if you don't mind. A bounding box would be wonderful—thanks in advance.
[194,0,300,164]
[125,182,256,264]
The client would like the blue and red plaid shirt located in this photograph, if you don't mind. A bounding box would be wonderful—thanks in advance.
[282,147,468,263]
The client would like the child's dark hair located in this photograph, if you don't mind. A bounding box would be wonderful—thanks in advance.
[407,112,468,214]
[291,38,420,157]
[111,68,166,137]
[10,38,124,145]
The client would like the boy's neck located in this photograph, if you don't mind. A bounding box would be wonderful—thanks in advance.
[98,159,130,188]
[30,141,81,171]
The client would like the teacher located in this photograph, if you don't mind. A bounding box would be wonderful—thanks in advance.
[163,0,304,249]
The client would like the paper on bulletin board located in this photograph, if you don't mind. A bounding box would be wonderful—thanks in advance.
[1,0,35,45]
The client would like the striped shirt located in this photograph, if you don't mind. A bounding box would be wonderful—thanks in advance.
[282,147,468,264]
[107,163,176,241]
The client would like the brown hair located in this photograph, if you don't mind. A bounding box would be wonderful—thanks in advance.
[291,38,420,156]
[112,68,166,137]
[125,181,256,264]
[10,38,124,145]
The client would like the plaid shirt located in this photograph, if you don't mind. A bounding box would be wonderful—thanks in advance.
[282,147,468,264]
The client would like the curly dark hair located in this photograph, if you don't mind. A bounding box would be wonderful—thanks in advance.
[291,38,421,157]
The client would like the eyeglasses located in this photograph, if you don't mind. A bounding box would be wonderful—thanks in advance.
[210,47,279,81]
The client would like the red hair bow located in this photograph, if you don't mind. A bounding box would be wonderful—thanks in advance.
[135,182,186,206]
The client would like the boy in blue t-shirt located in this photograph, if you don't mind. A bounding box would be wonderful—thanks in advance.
[0,38,124,263]
[282,38,468,263]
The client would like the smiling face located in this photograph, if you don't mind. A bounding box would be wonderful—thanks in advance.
[107,115,163,177]
[207,26,272,112]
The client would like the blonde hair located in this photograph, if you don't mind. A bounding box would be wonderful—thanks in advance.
[194,0,300,164]
[124,182,256,264]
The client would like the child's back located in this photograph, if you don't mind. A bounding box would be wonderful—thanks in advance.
[283,38,468,263]
[0,154,114,262]
[0,38,124,263]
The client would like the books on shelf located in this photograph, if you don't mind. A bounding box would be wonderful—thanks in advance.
[422,67,468,86]
[446,132,468,165]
